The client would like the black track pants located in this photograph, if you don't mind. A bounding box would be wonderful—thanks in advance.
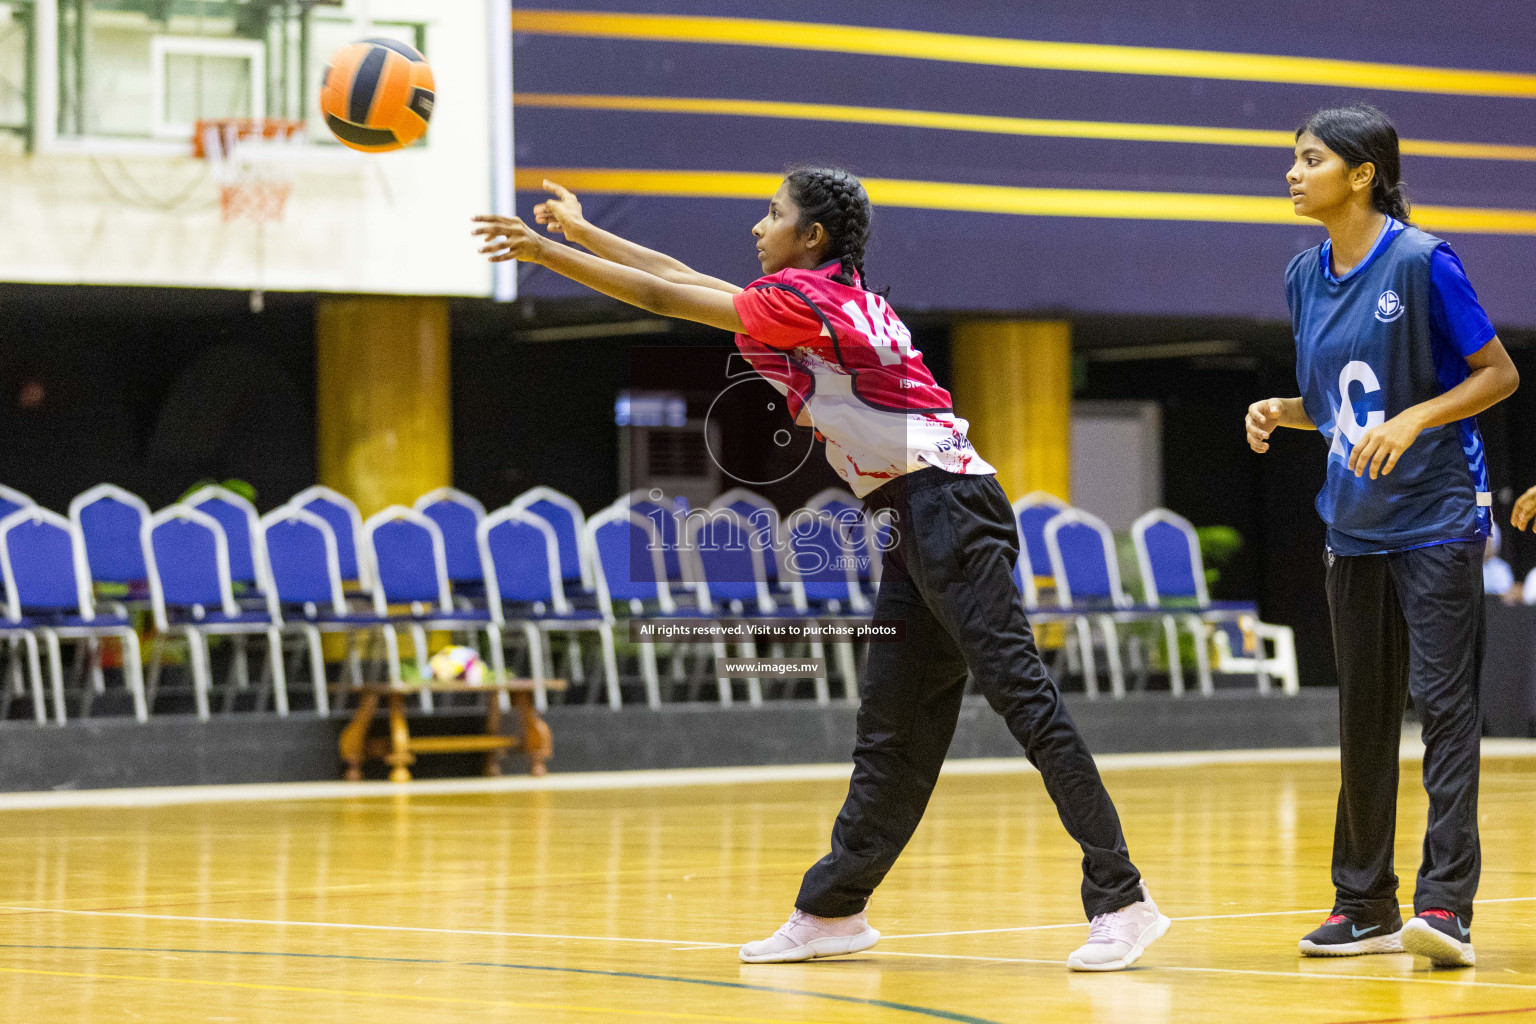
[795,469,1143,921]
[1325,540,1484,923]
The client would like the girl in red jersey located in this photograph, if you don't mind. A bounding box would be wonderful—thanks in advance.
[473,168,1168,972]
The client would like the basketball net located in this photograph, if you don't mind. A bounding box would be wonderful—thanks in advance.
[194,119,304,312]
[193,118,305,224]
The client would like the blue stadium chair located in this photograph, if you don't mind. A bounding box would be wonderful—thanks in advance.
[1013,491,1068,608]
[183,485,273,701]
[784,507,873,703]
[288,485,371,591]
[709,488,787,592]
[363,506,505,711]
[479,506,615,710]
[1043,506,1141,699]
[687,505,819,706]
[789,504,872,608]
[261,505,395,715]
[70,484,151,593]
[0,484,33,522]
[512,486,602,692]
[0,488,38,709]
[68,484,153,703]
[618,489,694,601]
[0,506,58,724]
[1132,508,1298,695]
[0,484,34,617]
[143,504,286,720]
[1131,508,1211,696]
[184,485,266,594]
[0,506,146,724]
[414,487,488,593]
[584,503,691,707]
[511,486,594,600]
[805,488,873,592]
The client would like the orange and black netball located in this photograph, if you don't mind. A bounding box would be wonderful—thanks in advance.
[319,38,434,153]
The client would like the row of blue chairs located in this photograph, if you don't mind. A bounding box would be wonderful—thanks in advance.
[0,491,501,724]
[0,478,1294,723]
[1010,493,1299,697]
[0,482,881,722]
[606,482,1297,699]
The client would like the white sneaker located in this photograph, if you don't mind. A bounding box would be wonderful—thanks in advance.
[1067,883,1171,972]
[739,909,880,964]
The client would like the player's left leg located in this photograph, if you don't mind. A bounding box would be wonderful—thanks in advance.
[1392,540,1483,968]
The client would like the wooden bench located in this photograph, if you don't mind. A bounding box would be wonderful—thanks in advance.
[338,678,567,782]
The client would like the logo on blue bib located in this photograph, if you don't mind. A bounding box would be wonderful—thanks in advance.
[1374,290,1405,323]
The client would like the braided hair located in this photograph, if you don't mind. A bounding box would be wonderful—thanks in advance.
[783,166,874,290]
[1297,104,1412,224]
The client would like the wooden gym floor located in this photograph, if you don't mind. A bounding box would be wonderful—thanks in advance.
[1,748,1535,1023]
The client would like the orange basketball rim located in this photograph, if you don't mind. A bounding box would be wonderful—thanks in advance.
[320,38,435,153]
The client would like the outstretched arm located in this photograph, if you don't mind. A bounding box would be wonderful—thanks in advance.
[474,215,747,334]
[534,181,741,295]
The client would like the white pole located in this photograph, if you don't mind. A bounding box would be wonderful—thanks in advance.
[352,0,372,38]
[33,0,58,151]
[488,0,516,302]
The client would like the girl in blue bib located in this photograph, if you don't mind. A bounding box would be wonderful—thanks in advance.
[1247,104,1518,968]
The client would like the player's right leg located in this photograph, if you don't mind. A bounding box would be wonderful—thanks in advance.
[739,572,970,964]
[1299,551,1409,957]
[896,472,1165,970]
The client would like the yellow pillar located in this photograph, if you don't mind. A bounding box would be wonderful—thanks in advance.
[950,320,1072,503]
[317,296,452,517]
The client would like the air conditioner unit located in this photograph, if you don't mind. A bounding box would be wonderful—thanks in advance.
[619,420,722,510]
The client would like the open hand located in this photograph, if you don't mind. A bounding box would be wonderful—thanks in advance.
[533,179,584,236]
[1512,485,1536,532]
[1347,412,1424,479]
[472,215,545,263]
[1245,398,1285,453]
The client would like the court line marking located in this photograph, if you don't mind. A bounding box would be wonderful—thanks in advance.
[2,738,1531,813]
[7,897,1535,952]
[0,943,1006,1024]
[0,964,838,1024]
[1328,1006,1536,1023]
[880,897,1536,940]
[869,950,1536,993]
[0,905,726,947]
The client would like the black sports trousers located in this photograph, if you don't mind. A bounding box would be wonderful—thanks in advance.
[1325,539,1484,924]
[795,468,1144,921]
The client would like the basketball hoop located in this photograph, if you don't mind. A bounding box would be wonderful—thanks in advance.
[194,118,305,312]
[193,118,305,224]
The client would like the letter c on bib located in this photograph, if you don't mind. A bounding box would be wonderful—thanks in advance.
[1330,360,1385,458]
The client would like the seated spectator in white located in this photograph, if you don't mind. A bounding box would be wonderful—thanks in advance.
[1484,523,1518,601]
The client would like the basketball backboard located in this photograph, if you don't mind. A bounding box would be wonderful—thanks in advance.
[1,0,509,300]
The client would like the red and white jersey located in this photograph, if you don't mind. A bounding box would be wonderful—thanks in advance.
[731,262,995,497]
